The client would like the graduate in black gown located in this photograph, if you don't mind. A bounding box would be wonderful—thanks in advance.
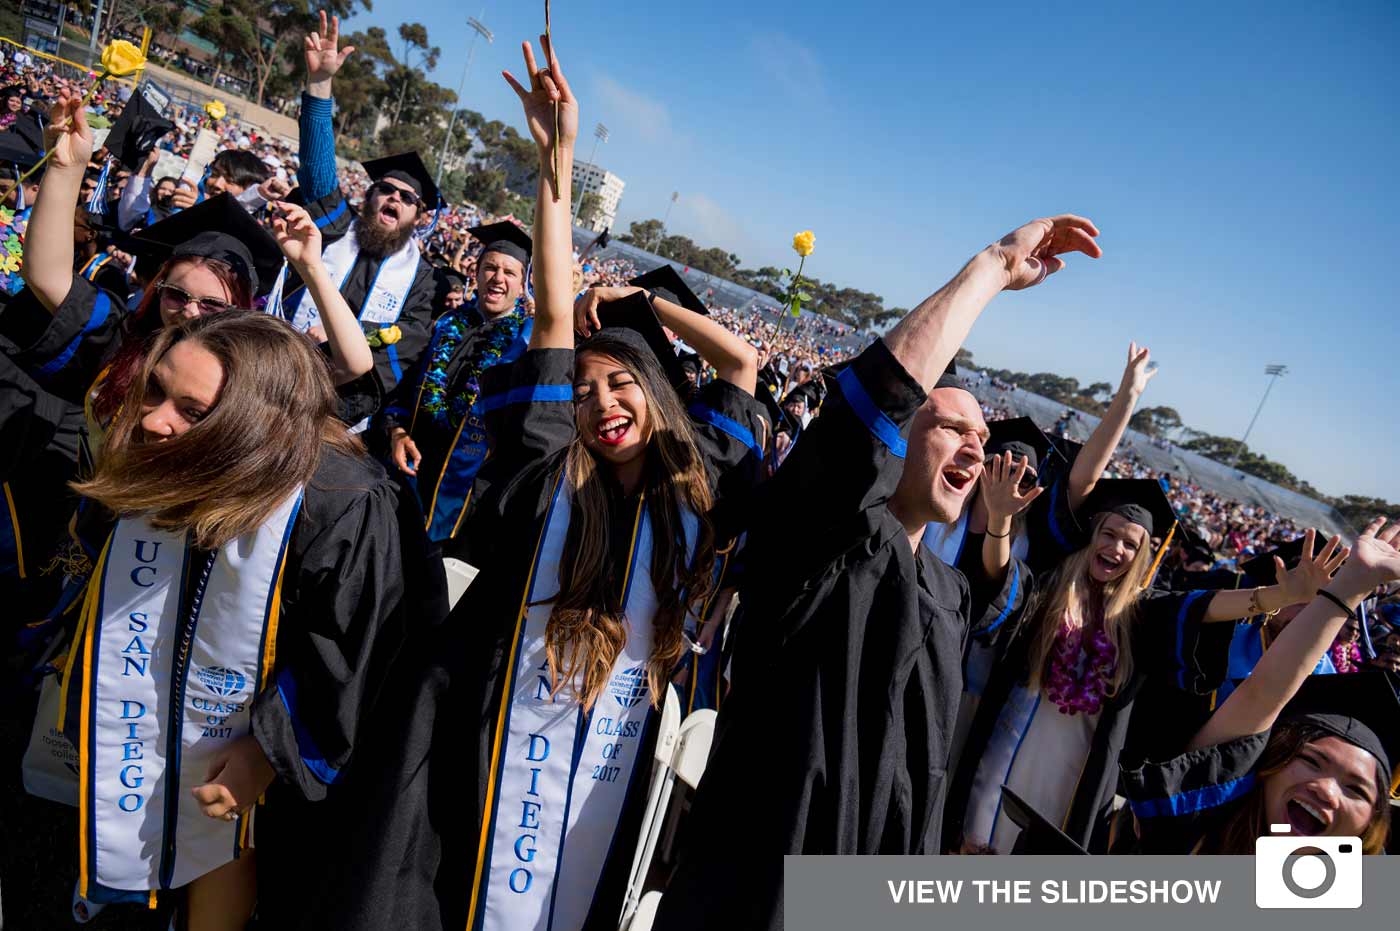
[381,221,535,548]
[944,479,1348,855]
[282,13,441,431]
[1123,518,1400,855]
[655,214,1105,931]
[45,311,436,927]
[308,37,764,931]
[1,90,373,654]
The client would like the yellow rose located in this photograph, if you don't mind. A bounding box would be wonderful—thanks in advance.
[377,325,403,346]
[99,40,146,77]
[792,230,815,257]
[205,100,227,121]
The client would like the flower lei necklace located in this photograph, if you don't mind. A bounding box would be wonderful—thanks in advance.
[1330,639,1362,674]
[418,297,528,430]
[1044,610,1118,716]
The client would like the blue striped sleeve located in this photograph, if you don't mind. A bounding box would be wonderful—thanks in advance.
[276,667,341,785]
[37,290,111,378]
[836,365,907,457]
[982,561,1021,634]
[688,401,762,460]
[475,383,573,415]
[1175,590,1210,690]
[1129,773,1255,819]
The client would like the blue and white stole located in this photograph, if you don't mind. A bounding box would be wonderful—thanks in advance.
[289,220,419,331]
[66,491,301,903]
[470,476,698,931]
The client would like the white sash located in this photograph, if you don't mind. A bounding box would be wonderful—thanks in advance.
[475,477,698,931]
[290,221,419,330]
[925,512,1029,567]
[78,491,301,899]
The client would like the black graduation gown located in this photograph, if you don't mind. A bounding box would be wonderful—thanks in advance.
[654,340,1029,931]
[54,447,439,917]
[1120,730,1272,854]
[308,348,766,931]
[285,186,436,427]
[943,588,1235,854]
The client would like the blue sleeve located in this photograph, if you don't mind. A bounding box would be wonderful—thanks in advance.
[298,93,339,201]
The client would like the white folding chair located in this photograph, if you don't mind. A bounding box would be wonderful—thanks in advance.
[442,557,479,609]
[619,685,682,929]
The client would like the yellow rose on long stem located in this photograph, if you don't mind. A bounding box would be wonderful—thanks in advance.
[100,39,147,77]
[205,100,227,121]
[0,40,146,204]
[792,230,815,257]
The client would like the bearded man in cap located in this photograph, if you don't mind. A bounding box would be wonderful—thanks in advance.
[283,13,440,431]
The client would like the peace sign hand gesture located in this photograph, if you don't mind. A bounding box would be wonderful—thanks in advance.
[502,35,579,155]
[305,11,355,92]
[991,215,1103,291]
[1119,341,1158,399]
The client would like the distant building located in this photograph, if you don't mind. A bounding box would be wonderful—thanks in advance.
[571,159,624,232]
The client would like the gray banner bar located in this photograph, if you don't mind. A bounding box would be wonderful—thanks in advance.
[785,856,1398,930]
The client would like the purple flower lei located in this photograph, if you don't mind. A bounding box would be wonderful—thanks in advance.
[1044,619,1118,715]
[1330,639,1362,674]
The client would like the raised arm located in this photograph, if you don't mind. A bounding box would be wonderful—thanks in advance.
[884,216,1102,393]
[980,452,1044,583]
[575,285,759,394]
[1190,519,1400,750]
[503,35,577,350]
[298,11,354,200]
[20,90,90,312]
[1068,342,1157,511]
[271,201,373,385]
[1202,529,1349,622]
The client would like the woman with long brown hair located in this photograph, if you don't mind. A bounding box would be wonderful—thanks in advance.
[50,310,431,929]
[1124,517,1400,855]
[306,36,764,931]
[944,471,1350,855]
[3,87,371,656]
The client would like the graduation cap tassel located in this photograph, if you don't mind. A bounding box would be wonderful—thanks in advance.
[263,259,289,317]
[87,157,114,213]
[1140,521,1177,592]
[415,205,442,243]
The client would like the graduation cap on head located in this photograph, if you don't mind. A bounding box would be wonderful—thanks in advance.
[1085,478,1178,539]
[1239,535,1327,587]
[986,417,1059,476]
[103,85,175,170]
[0,131,42,170]
[629,265,709,316]
[587,290,688,394]
[935,358,966,392]
[0,113,44,163]
[131,194,283,298]
[362,151,443,211]
[468,221,532,269]
[1280,671,1400,780]
[1001,786,1088,855]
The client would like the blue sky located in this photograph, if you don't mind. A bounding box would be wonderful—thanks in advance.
[346,0,1399,501]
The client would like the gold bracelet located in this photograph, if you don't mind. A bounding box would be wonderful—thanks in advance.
[1248,586,1280,618]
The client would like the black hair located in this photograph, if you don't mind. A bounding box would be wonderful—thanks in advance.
[209,150,272,190]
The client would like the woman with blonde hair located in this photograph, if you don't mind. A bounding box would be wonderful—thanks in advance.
[306,35,764,931]
[50,310,431,928]
[944,470,1350,855]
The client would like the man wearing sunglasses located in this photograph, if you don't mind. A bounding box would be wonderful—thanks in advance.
[275,13,441,435]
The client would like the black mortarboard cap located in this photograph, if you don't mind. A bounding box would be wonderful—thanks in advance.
[934,358,965,392]
[986,417,1058,475]
[1085,478,1178,538]
[629,265,709,316]
[1237,535,1327,586]
[0,132,42,169]
[1281,671,1400,779]
[0,113,44,162]
[362,151,442,210]
[1001,786,1089,855]
[132,194,282,298]
[468,220,532,268]
[587,291,687,394]
[103,85,174,170]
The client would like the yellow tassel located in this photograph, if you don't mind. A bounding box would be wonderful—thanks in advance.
[1141,521,1177,592]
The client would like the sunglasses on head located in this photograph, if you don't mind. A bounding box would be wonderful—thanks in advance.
[155,281,240,315]
[369,180,424,209]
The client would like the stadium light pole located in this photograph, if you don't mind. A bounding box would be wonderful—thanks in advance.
[434,13,494,189]
[571,123,609,226]
[1230,363,1288,468]
[654,191,678,253]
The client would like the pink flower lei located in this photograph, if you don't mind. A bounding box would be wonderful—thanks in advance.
[1044,617,1118,715]
[1329,639,1362,674]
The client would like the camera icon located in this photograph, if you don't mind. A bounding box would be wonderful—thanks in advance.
[1255,824,1362,909]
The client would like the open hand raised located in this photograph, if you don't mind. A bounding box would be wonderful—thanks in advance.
[991,215,1102,291]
